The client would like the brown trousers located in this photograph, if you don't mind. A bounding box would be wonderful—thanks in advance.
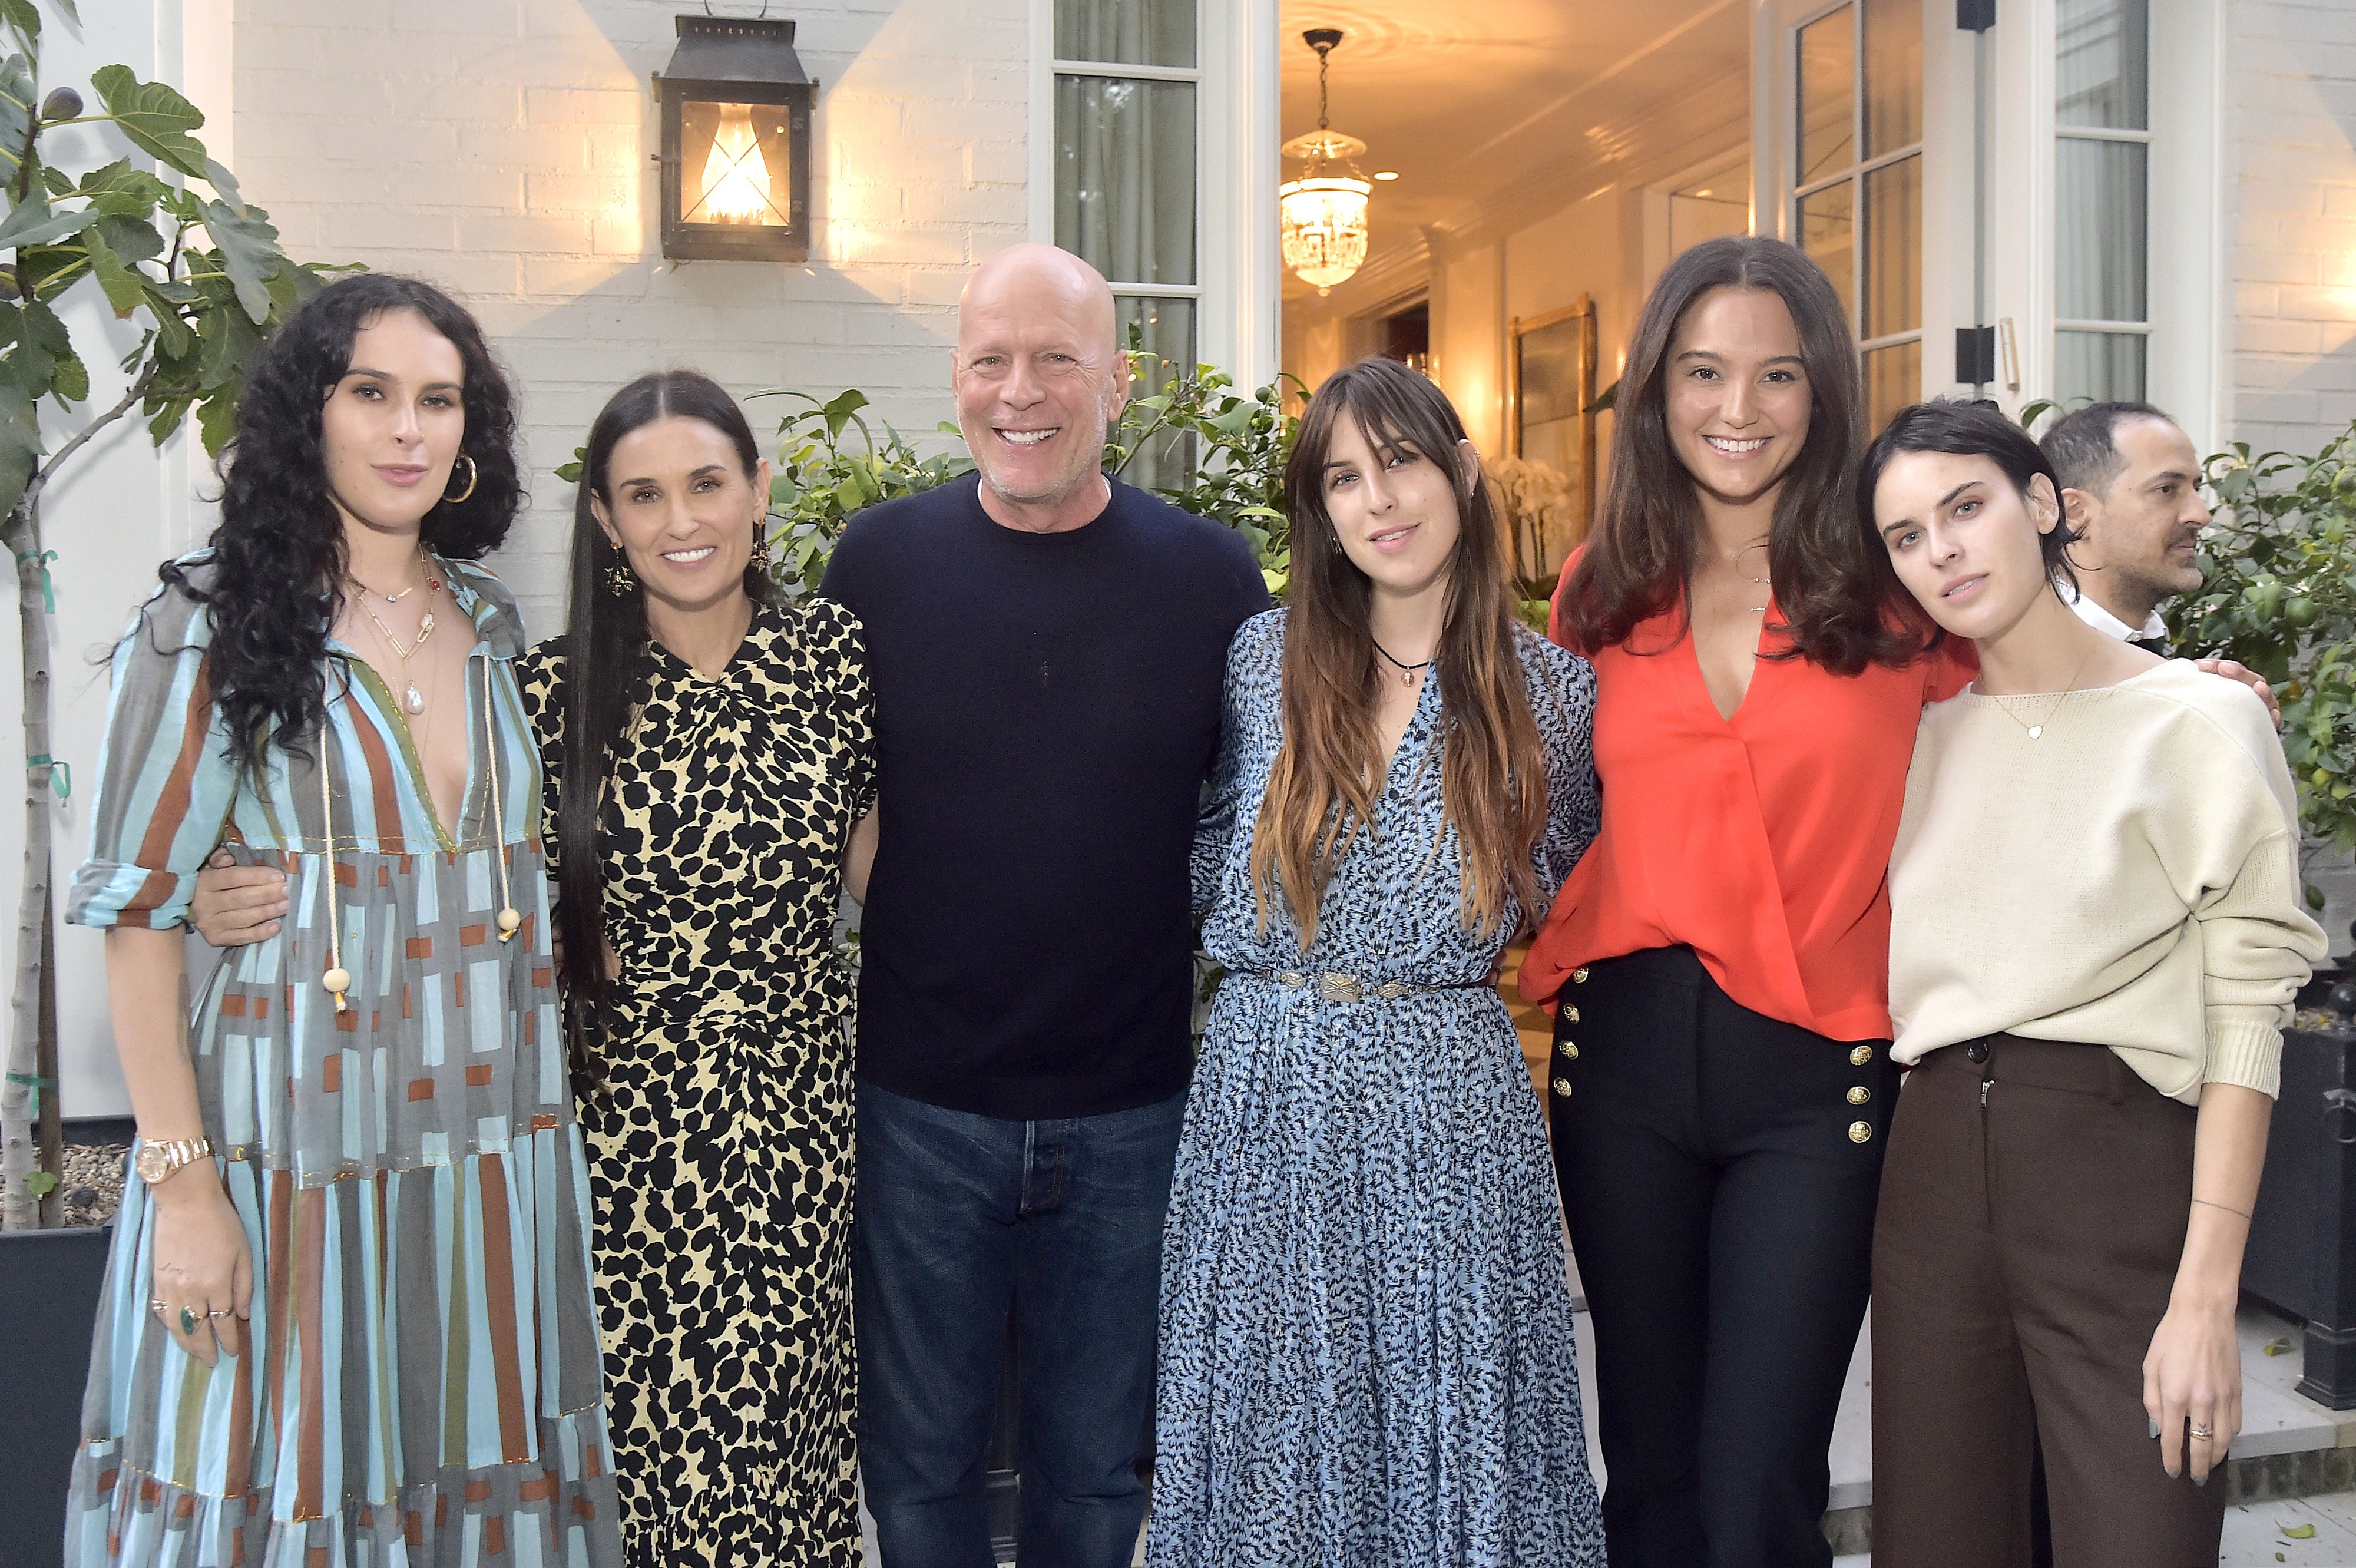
[1870,1035,2224,1568]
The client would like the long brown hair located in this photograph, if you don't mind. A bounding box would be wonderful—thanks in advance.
[1556,235,1927,673]
[1250,358,1547,946]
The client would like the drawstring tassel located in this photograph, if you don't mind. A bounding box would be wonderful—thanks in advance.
[482,654,521,941]
[317,736,350,1011]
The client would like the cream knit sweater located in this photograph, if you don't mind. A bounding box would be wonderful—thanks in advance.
[1888,660,2327,1103]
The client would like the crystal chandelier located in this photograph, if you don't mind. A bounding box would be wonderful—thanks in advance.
[1279,29,1372,297]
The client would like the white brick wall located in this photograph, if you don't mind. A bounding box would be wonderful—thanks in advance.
[2225,0,2356,458]
[233,0,1030,634]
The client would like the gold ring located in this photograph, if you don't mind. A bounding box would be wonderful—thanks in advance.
[2189,1423,2215,1441]
[207,1308,230,1319]
[178,1306,198,1336]
[149,1299,168,1313]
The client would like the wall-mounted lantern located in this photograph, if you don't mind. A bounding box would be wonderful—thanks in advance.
[653,15,817,263]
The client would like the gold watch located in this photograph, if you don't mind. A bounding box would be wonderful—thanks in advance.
[134,1135,214,1186]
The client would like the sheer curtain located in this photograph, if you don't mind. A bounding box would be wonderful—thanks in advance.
[1053,0,1199,489]
[2054,0,2149,402]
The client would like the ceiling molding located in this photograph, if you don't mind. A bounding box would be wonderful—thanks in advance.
[1428,70,1752,254]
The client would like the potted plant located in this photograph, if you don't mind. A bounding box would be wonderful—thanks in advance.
[2153,419,2356,1410]
[0,0,353,1549]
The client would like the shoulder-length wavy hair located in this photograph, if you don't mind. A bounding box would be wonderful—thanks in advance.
[555,371,783,1064]
[1252,356,1547,947]
[161,272,523,772]
[1555,234,1928,673]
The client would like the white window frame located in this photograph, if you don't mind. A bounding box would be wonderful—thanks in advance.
[1977,0,2222,445]
[1026,0,1279,391]
[1753,0,1948,406]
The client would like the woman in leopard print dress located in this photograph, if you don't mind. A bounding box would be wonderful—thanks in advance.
[519,371,875,1565]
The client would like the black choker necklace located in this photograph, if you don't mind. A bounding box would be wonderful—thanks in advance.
[1372,638,1434,687]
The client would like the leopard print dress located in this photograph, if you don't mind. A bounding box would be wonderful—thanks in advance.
[518,598,874,1567]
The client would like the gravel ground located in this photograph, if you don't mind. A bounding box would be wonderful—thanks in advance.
[0,1142,128,1228]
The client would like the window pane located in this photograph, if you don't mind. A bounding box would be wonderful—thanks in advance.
[2056,0,2148,130]
[2056,330,2146,405]
[1864,339,1921,435]
[1111,296,1196,490]
[1799,179,1856,325]
[1797,6,1855,187]
[1055,0,1196,69]
[1863,153,1921,340]
[1055,75,1197,286]
[1862,0,1922,156]
[2055,136,2146,322]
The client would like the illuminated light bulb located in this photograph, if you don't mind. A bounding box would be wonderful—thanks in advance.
[700,104,773,223]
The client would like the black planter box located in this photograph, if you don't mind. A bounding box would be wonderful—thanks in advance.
[0,1222,111,1568]
[2244,1021,2356,1409]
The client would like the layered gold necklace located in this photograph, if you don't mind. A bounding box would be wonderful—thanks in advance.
[349,548,445,716]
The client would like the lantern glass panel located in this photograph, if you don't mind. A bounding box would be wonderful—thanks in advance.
[679,98,795,228]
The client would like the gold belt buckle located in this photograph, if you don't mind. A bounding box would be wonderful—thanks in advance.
[1317,972,1363,1004]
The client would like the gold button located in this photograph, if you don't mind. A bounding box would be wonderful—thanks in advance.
[1552,1077,1574,1097]
[1848,1120,1873,1144]
[1560,1042,1579,1060]
[1847,1086,1871,1106]
[1849,1044,1874,1067]
[1563,1006,1580,1023]
[1571,967,1589,984]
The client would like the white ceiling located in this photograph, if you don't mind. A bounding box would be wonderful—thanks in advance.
[1279,0,1753,300]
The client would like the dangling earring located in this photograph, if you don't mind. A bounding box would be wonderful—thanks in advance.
[751,519,773,570]
[605,560,637,596]
[444,452,479,504]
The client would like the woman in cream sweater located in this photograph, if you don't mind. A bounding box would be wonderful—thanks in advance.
[1862,398,2325,1568]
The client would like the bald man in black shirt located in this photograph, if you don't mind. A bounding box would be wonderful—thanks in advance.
[826,243,1266,1566]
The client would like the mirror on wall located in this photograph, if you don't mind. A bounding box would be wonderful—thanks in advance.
[1503,297,1599,592]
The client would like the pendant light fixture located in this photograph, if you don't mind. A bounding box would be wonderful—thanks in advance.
[1279,28,1372,297]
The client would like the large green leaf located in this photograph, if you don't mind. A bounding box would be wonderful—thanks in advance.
[0,53,29,195]
[90,65,207,180]
[195,287,259,390]
[0,193,92,250]
[199,197,279,323]
[194,386,234,458]
[94,212,160,263]
[0,1,38,47]
[201,156,242,215]
[80,157,170,218]
[79,229,142,317]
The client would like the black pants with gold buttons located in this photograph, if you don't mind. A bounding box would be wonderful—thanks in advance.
[1548,945,1898,1568]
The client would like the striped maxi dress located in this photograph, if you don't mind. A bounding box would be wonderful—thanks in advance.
[61,554,623,1568]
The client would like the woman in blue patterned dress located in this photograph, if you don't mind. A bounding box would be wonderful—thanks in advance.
[63,274,621,1566]
[1147,358,1606,1567]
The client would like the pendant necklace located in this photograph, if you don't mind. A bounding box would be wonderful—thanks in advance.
[1372,637,1434,687]
[1990,641,2099,742]
[350,551,444,715]
[1734,540,1771,614]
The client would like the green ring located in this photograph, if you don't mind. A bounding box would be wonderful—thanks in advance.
[178,1306,197,1336]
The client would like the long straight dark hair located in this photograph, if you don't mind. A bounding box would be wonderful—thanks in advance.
[556,370,783,1076]
[1252,357,1547,946]
[1556,234,1929,673]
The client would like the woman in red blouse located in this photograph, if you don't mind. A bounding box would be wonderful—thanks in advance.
[1520,236,1965,1568]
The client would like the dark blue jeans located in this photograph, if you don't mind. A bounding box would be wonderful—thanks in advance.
[854,1081,1186,1568]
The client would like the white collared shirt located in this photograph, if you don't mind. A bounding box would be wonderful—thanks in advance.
[2066,581,2168,644]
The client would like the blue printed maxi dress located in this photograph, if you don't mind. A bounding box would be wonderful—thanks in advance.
[1147,610,1607,1568]
[62,557,622,1567]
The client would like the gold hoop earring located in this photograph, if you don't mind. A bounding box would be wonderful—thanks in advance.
[444,452,479,505]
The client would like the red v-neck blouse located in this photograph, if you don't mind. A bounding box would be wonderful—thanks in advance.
[1518,560,1974,1043]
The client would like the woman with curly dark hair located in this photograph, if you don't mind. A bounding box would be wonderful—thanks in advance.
[62,272,622,1567]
